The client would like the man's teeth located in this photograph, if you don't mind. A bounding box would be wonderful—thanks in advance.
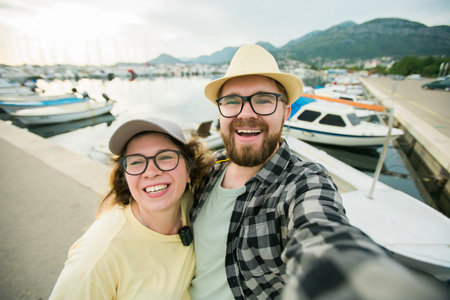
[145,185,168,193]
[237,129,261,134]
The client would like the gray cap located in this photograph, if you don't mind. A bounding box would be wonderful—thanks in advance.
[109,117,187,155]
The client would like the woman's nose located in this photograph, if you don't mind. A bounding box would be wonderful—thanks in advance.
[143,160,162,177]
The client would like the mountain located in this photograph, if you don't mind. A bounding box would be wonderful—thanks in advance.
[278,18,450,63]
[191,47,238,64]
[149,42,277,65]
[149,18,449,65]
[149,54,183,64]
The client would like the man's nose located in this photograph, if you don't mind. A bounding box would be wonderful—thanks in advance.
[238,100,257,118]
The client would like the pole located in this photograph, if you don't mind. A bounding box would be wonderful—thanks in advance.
[368,107,394,199]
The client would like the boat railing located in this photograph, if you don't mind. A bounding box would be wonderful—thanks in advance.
[301,93,386,112]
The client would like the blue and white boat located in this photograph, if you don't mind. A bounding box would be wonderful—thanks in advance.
[0,93,90,113]
[283,97,404,147]
[10,97,114,126]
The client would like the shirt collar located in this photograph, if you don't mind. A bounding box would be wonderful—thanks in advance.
[253,140,292,186]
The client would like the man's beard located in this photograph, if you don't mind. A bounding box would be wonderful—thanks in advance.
[221,118,282,167]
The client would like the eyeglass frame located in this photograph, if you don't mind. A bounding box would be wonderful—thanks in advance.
[215,92,286,118]
[119,149,184,175]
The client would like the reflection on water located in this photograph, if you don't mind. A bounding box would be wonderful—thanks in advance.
[3,77,425,201]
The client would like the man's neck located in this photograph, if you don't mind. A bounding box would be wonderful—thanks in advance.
[221,142,282,189]
[221,162,261,189]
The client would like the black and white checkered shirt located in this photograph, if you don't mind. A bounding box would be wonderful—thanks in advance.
[191,141,444,299]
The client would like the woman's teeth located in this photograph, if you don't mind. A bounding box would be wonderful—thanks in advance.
[145,184,168,193]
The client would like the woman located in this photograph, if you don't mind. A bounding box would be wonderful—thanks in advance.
[50,117,213,299]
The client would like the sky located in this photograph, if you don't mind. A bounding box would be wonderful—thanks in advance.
[0,0,449,66]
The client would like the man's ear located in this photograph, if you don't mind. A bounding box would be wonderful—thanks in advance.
[284,105,291,122]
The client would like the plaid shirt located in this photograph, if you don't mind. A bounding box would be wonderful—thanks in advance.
[191,141,443,299]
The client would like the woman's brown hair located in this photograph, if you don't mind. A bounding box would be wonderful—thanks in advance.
[96,133,214,217]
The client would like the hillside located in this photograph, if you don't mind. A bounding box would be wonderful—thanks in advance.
[149,18,450,65]
[279,18,450,63]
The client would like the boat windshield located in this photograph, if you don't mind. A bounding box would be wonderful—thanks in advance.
[319,114,346,127]
[297,110,321,122]
[347,113,361,126]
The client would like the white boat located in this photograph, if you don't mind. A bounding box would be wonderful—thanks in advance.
[11,100,114,126]
[283,99,404,147]
[0,85,37,97]
[27,113,116,138]
[286,136,450,282]
[0,93,89,113]
[186,120,224,150]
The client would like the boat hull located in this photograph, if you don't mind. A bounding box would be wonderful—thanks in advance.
[0,95,88,113]
[286,136,450,281]
[283,124,402,147]
[11,101,114,126]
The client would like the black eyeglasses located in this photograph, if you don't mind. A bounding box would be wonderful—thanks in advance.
[120,149,182,175]
[215,92,285,118]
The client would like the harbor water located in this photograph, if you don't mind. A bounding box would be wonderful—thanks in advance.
[6,76,426,202]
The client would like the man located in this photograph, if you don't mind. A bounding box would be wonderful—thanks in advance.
[189,44,444,299]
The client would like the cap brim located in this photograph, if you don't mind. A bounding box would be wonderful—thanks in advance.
[109,118,186,155]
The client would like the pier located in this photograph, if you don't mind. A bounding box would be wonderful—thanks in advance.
[361,76,450,215]
[0,121,111,298]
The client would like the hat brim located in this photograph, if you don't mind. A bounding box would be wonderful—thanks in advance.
[109,119,186,155]
[204,72,303,105]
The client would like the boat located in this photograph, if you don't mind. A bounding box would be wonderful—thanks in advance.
[0,84,37,97]
[10,98,114,126]
[24,113,116,138]
[286,136,450,282]
[283,98,404,147]
[0,93,90,113]
[184,120,224,150]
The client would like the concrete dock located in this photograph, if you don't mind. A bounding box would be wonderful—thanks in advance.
[0,121,111,299]
[0,76,449,299]
[360,76,450,214]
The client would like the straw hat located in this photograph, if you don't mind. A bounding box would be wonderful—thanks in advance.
[109,117,186,155]
[204,44,303,105]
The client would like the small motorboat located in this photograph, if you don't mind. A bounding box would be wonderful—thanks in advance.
[10,95,114,126]
[0,94,90,113]
[283,98,404,147]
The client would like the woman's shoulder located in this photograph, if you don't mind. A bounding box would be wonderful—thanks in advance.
[66,206,128,267]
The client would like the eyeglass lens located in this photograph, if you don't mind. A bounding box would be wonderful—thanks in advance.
[122,150,180,175]
[217,93,279,117]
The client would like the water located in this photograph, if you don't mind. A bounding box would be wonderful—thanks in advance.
[7,77,425,201]
[26,77,218,158]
